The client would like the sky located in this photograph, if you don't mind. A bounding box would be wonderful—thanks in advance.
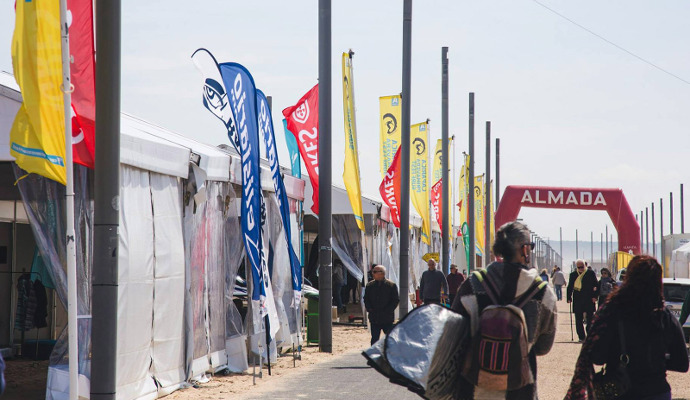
[2,0,689,254]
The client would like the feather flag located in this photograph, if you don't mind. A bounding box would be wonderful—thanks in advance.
[380,146,402,227]
[283,85,320,215]
[342,52,365,231]
[379,95,401,178]
[10,0,66,184]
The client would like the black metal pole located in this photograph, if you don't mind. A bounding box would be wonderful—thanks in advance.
[645,207,649,254]
[484,122,491,268]
[398,0,412,317]
[652,203,656,257]
[92,0,121,398]
[640,211,644,251]
[681,184,685,234]
[441,47,450,274]
[317,0,333,353]
[606,225,609,260]
[670,192,674,235]
[495,138,500,207]
[468,93,475,271]
[600,232,603,263]
[590,231,593,266]
[559,227,562,267]
[659,198,664,266]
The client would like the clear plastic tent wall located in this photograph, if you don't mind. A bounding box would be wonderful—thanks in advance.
[222,186,246,372]
[331,214,364,282]
[14,164,92,399]
[184,178,247,378]
[265,194,297,345]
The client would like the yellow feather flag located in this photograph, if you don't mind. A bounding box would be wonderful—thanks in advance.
[10,0,66,185]
[379,95,401,178]
[489,179,495,251]
[458,154,470,228]
[410,121,431,245]
[474,175,485,257]
[341,52,365,231]
[432,139,442,184]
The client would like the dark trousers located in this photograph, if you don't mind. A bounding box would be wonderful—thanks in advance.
[370,322,394,345]
[423,298,440,305]
[554,285,562,301]
[574,307,593,340]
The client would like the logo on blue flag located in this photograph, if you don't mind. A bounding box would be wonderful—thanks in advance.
[258,91,302,307]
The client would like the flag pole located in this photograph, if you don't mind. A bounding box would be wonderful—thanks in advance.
[92,0,120,397]
[399,0,412,318]
[59,1,79,399]
[317,0,333,352]
[441,47,450,275]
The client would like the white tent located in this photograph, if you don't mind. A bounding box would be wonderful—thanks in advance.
[1,71,305,399]
[670,241,690,279]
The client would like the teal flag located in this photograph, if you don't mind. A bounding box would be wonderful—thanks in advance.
[283,119,301,179]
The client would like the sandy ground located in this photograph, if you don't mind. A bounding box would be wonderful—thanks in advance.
[173,300,690,400]
[3,301,687,400]
[166,323,371,400]
[2,359,50,400]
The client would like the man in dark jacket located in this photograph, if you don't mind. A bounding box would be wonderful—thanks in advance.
[364,265,399,345]
[420,259,448,305]
[567,259,598,342]
[446,264,464,306]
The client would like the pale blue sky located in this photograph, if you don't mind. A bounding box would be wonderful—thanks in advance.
[2,1,689,249]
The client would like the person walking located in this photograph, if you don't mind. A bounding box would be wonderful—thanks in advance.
[597,267,616,308]
[552,266,566,301]
[446,264,465,306]
[419,259,448,305]
[565,255,689,400]
[539,268,549,283]
[567,259,598,342]
[363,265,399,345]
[452,220,557,399]
[332,259,346,313]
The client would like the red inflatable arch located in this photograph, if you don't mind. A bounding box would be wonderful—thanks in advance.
[495,186,641,255]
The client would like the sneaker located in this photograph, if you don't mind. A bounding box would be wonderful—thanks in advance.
[577,339,585,343]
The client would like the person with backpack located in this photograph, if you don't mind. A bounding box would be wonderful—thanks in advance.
[452,220,557,399]
[565,255,689,400]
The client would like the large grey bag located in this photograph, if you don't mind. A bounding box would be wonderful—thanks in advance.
[362,304,469,399]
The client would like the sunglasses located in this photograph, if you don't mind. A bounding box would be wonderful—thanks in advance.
[522,242,535,250]
[577,266,585,269]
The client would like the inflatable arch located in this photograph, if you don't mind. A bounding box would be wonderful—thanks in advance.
[495,186,641,254]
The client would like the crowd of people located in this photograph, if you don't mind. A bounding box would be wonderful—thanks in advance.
[363,220,690,400]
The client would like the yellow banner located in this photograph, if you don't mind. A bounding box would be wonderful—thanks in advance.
[10,0,66,185]
[458,154,470,228]
[410,121,431,245]
[379,95,401,178]
[341,53,365,231]
[474,175,485,257]
[432,139,443,184]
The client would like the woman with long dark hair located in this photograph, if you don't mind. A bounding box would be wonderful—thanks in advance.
[565,255,689,400]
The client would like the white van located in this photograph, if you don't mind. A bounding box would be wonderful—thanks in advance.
[663,277,690,343]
